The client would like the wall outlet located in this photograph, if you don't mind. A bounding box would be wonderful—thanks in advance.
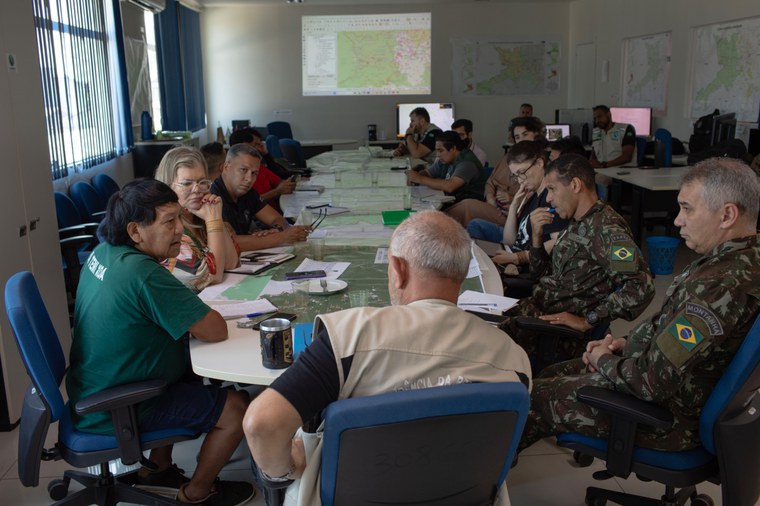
[274,109,292,116]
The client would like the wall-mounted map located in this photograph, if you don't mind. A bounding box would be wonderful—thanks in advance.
[622,32,671,114]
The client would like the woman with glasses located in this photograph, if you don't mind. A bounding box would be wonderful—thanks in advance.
[154,146,240,291]
[468,140,568,274]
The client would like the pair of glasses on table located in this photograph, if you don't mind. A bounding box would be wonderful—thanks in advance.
[309,207,328,230]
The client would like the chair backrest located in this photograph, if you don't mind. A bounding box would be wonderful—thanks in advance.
[265,134,283,158]
[653,128,673,167]
[91,173,120,204]
[54,191,83,229]
[69,181,105,222]
[320,382,529,506]
[266,121,293,140]
[279,138,306,168]
[636,135,647,166]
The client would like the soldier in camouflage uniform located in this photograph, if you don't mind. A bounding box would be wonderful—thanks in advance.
[500,154,655,363]
[520,158,760,452]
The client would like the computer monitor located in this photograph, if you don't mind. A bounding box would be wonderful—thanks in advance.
[544,124,571,142]
[555,108,594,144]
[609,107,652,137]
[710,112,736,146]
[231,119,250,132]
[396,103,455,139]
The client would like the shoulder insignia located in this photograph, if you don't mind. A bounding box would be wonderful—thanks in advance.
[610,240,637,271]
[670,316,704,350]
[656,312,711,368]
[610,233,629,242]
[685,302,724,336]
[578,223,587,237]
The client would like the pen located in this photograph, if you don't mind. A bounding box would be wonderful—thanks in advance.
[459,303,498,307]
[548,208,557,214]
[245,311,268,318]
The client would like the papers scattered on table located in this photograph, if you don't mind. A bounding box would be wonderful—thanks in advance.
[457,290,518,314]
[295,184,324,194]
[198,274,249,302]
[242,246,293,255]
[374,248,389,264]
[225,263,274,275]
[259,280,295,296]
[210,299,278,320]
[295,258,350,279]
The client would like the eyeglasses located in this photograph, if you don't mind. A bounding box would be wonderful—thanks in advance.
[173,179,212,193]
[510,159,538,181]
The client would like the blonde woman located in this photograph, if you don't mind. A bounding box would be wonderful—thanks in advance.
[154,146,240,291]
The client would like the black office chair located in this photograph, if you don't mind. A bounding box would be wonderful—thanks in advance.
[556,314,760,506]
[266,121,293,140]
[5,271,199,506]
[53,192,99,306]
[279,138,307,169]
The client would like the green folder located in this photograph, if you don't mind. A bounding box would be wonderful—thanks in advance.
[381,210,416,226]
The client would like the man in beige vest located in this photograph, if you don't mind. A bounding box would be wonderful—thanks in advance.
[243,210,531,505]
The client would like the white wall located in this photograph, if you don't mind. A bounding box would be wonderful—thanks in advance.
[568,0,760,140]
[201,1,571,164]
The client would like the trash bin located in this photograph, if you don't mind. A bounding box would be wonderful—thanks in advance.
[646,236,680,275]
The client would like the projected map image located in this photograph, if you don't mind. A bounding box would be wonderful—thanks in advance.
[303,13,431,96]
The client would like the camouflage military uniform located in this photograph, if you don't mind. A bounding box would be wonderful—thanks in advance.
[520,234,760,452]
[501,200,655,361]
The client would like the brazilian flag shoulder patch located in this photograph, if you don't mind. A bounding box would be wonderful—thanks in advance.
[610,240,637,272]
[669,316,705,351]
[657,312,710,368]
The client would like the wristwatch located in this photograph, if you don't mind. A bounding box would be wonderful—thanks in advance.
[601,161,608,168]
[585,310,601,327]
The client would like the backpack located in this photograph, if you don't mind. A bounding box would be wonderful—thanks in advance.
[688,109,720,155]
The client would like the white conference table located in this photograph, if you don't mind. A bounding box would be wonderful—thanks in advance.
[298,138,358,158]
[190,149,503,384]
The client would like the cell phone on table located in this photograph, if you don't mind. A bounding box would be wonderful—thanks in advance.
[284,270,326,280]
[238,312,298,330]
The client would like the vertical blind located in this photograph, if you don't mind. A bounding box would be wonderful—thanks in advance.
[33,0,130,180]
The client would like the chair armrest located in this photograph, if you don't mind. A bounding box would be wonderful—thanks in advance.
[91,210,106,222]
[73,379,166,416]
[59,223,99,238]
[503,277,536,299]
[577,386,673,429]
[515,316,586,341]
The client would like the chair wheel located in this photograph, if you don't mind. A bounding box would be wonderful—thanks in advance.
[48,479,69,501]
[585,496,606,506]
[574,450,594,467]
[690,494,714,506]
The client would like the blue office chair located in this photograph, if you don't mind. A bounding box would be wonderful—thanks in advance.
[654,128,673,167]
[69,181,106,222]
[319,382,529,505]
[54,191,85,229]
[91,173,120,204]
[279,138,307,169]
[266,134,284,158]
[5,271,199,505]
[636,136,648,167]
[266,121,293,140]
[556,314,760,506]
[54,192,99,304]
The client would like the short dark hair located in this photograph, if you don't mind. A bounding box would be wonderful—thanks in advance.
[507,139,548,165]
[410,107,430,123]
[593,105,611,114]
[201,142,226,174]
[545,153,596,190]
[509,116,545,137]
[435,130,466,151]
[450,118,473,133]
[551,135,586,157]
[99,178,178,247]
[229,127,255,146]
[226,142,261,162]
[520,103,533,110]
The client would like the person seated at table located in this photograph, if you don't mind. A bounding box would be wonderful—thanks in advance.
[66,178,254,505]
[211,143,310,252]
[405,130,487,206]
[499,153,654,364]
[548,135,586,162]
[154,146,240,292]
[201,141,226,181]
[447,120,545,228]
[589,105,636,168]
[467,141,569,275]
[392,106,443,163]
[519,158,760,455]
[242,210,531,505]
[451,118,488,166]
[229,128,296,212]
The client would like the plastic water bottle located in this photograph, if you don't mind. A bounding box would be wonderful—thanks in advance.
[140,111,153,141]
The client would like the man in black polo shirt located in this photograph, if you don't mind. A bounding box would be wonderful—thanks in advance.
[211,143,310,251]
[392,106,442,163]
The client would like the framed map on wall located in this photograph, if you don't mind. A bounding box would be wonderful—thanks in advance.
[622,32,671,115]
[690,16,760,121]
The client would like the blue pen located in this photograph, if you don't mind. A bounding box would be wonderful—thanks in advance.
[548,208,557,214]
[245,311,268,318]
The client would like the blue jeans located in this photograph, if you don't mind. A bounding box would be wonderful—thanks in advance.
[467,218,504,243]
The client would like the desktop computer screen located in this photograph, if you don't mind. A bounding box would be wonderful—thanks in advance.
[396,103,455,138]
[544,124,571,142]
[609,107,652,137]
[709,112,736,146]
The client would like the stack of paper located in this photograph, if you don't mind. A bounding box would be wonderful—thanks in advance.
[457,290,519,314]
[210,299,278,320]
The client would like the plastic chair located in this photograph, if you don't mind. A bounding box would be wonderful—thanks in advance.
[654,128,673,167]
[266,121,293,140]
[69,181,106,222]
[556,314,760,506]
[5,271,199,506]
[266,134,283,158]
[91,173,120,204]
[279,138,307,169]
[318,382,529,505]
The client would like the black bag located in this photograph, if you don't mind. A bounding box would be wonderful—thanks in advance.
[687,139,748,165]
[688,109,720,154]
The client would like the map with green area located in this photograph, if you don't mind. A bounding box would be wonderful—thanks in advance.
[452,40,560,96]
[623,32,671,112]
[690,17,760,121]
[336,29,430,92]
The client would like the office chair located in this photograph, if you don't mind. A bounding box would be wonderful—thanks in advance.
[279,138,307,169]
[54,192,99,305]
[69,181,106,222]
[653,128,673,168]
[266,121,293,140]
[91,173,120,204]
[320,381,529,505]
[5,271,199,506]
[556,314,760,506]
[265,134,284,158]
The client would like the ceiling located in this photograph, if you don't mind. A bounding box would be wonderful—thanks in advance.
[196,0,571,8]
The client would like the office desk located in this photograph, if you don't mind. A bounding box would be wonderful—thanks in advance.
[299,138,357,158]
[596,166,691,245]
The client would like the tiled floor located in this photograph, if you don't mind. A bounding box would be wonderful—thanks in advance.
[0,241,751,505]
